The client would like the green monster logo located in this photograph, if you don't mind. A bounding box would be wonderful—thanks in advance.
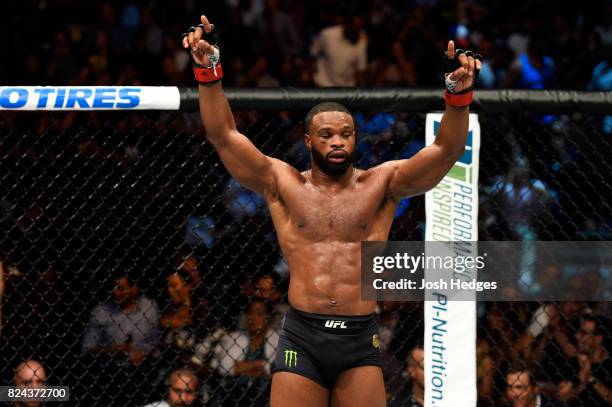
[284,350,298,368]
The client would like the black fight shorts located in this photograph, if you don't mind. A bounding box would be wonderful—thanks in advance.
[272,307,383,389]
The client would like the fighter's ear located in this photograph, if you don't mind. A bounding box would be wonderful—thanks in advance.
[304,133,312,150]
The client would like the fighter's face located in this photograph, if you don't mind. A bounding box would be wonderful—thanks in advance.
[305,111,355,176]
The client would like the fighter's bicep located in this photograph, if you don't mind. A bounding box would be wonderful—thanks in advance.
[387,144,456,199]
[213,130,278,196]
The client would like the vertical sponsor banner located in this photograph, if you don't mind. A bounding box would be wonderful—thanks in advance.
[424,113,480,407]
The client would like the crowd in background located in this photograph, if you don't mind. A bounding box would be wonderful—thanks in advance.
[1,253,611,406]
[1,0,612,406]
[1,0,611,90]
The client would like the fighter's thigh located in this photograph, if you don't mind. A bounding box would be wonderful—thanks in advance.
[271,371,329,407]
[330,366,386,407]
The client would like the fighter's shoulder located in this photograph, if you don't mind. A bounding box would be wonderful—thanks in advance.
[359,161,399,183]
[267,157,306,183]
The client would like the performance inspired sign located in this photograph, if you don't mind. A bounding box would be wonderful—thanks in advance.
[0,86,180,110]
[424,113,480,407]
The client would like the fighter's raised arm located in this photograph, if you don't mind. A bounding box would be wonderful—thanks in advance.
[386,40,482,199]
[182,15,277,197]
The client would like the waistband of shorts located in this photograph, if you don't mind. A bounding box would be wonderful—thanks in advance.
[286,306,377,333]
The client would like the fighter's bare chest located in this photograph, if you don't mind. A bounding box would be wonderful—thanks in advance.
[271,179,390,239]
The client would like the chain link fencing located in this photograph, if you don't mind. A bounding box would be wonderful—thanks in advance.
[0,90,611,406]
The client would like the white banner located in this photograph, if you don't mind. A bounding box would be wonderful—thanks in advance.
[0,86,180,110]
[424,113,480,407]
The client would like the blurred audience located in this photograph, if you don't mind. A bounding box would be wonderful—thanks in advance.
[144,368,199,407]
[2,1,608,91]
[505,36,557,89]
[311,13,368,87]
[587,46,612,134]
[388,345,424,407]
[82,272,160,362]
[81,272,160,405]
[13,359,47,407]
[210,299,277,406]
[0,1,611,406]
[503,364,566,407]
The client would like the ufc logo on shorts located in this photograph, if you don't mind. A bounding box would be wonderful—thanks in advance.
[324,320,348,329]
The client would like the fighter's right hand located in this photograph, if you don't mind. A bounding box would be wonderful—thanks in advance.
[182,15,224,83]
[181,15,219,67]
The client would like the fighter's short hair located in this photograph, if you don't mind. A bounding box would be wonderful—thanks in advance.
[305,102,354,134]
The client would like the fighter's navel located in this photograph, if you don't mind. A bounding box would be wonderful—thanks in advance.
[297,220,305,228]
[360,222,367,229]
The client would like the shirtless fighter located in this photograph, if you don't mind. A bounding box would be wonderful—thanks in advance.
[182,15,481,407]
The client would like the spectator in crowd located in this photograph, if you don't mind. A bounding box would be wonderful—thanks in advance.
[14,359,47,407]
[375,301,404,402]
[310,13,368,87]
[514,303,558,363]
[388,345,424,407]
[483,305,521,365]
[387,302,424,365]
[81,272,160,405]
[144,368,199,407]
[240,274,284,330]
[46,30,80,85]
[175,247,203,290]
[253,273,287,329]
[157,271,197,375]
[0,252,73,378]
[353,110,398,169]
[153,268,228,403]
[366,0,401,86]
[487,159,557,287]
[210,299,278,406]
[2,1,610,91]
[489,159,556,241]
[392,6,439,86]
[587,45,612,134]
[157,271,197,379]
[549,315,612,406]
[255,0,302,61]
[377,301,400,352]
[503,364,566,407]
[82,272,160,363]
[505,36,557,89]
[223,178,267,223]
[512,302,587,397]
[162,272,194,330]
[477,334,497,406]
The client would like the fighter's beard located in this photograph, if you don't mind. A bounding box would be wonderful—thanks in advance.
[311,148,354,176]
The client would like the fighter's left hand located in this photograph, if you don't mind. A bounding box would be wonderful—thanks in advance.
[444,40,482,94]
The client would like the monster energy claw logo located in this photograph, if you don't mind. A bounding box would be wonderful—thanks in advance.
[284,350,298,367]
